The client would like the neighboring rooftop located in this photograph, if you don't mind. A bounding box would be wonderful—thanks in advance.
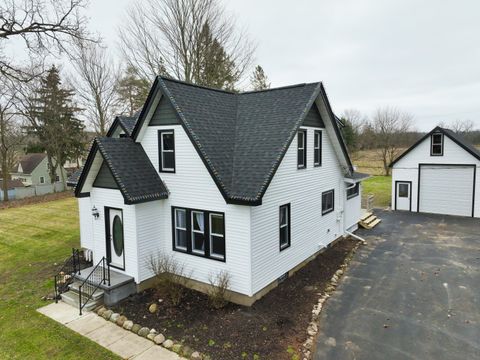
[12,153,47,174]
[0,179,25,190]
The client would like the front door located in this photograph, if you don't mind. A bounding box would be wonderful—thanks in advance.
[106,207,125,270]
[395,181,411,211]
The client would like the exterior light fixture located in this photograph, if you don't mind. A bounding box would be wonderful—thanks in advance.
[92,206,100,219]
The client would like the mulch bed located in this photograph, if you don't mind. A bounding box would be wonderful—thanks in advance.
[0,190,73,209]
[112,238,358,360]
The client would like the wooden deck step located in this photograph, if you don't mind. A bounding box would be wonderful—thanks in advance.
[368,218,382,228]
[359,213,382,229]
[363,215,377,225]
[360,212,373,221]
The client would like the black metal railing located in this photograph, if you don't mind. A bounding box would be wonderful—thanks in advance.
[78,257,110,315]
[54,248,81,302]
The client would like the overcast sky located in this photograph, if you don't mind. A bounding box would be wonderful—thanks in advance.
[82,0,480,131]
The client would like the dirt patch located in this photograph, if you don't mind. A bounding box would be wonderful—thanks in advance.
[112,238,358,360]
[0,191,73,209]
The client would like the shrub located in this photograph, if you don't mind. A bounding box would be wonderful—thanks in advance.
[147,252,190,306]
[207,270,231,309]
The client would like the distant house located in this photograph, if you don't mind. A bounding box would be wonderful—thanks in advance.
[11,153,67,186]
[390,126,480,218]
[67,77,369,307]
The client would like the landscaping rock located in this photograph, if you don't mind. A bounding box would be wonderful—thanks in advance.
[163,339,174,349]
[325,285,336,292]
[336,269,344,277]
[190,352,202,360]
[147,333,156,341]
[123,320,133,330]
[131,324,142,334]
[172,343,182,354]
[116,315,127,327]
[304,338,313,350]
[97,307,107,316]
[109,313,120,323]
[153,334,165,345]
[148,303,158,313]
[102,310,113,320]
[138,327,150,337]
[149,328,157,334]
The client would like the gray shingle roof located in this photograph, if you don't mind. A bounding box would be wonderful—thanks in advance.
[117,115,138,135]
[153,78,328,204]
[75,137,168,204]
[12,153,46,174]
[345,171,370,181]
[67,167,83,186]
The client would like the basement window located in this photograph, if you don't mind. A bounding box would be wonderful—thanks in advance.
[431,133,444,156]
[297,130,307,169]
[322,189,335,215]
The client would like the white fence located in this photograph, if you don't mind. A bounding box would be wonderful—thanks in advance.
[1,182,65,201]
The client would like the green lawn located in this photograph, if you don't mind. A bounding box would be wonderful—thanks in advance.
[0,197,119,360]
[362,175,392,208]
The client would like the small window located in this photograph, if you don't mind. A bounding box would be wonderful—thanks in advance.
[39,176,45,184]
[398,184,409,198]
[314,130,322,166]
[159,130,175,172]
[55,175,60,182]
[431,133,443,156]
[279,204,291,250]
[209,213,225,260]
[191,211,205,255]
[322,190,335,215]
[346,183,359,199]
[174,208,187,251]
[297,130,307,169]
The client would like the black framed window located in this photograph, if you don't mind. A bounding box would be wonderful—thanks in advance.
[398,183,409,198]
[431,133,443,156]
[314,130,322,166]
[172,207,225,261]
[322,190,335,215]
[297,130,307,169]
[158,130,175,172]
[346,183,359,199]
[279,204,291,250]
[39,176,45,184]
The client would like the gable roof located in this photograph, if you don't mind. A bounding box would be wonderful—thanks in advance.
[67,167,83,187]
[390,126,480,167]
[0,179,25,190]
[12,153,47,174]
[75,137,168,204]
[106,113,140,137]
[132,77,353,205]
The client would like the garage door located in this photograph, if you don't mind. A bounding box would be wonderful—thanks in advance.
[419,165,475,217]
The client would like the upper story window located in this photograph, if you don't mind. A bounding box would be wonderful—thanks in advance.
[431,133,443,156]
[346,183,359,199]
[279,204,291,250]
[158,130,175,172]
[172,207,225,261]
[297,130,307,169]
[314,130,322,166]
[39,176,45,184]
[322,189,335,215]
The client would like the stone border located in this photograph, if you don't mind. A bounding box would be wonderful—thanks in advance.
[300,240,362,360]
[94,306,207,360]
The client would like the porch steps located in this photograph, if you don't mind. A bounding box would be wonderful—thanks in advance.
[60,280,104,311]
[359,212,382,229]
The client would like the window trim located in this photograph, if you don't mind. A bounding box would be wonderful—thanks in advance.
[171,206,226,262]
[322,189,335,215]
[191,210,205,255]
[158,129,176,173]
[279,203,291,251]
[297,129,307,169]
[173,208,187,252]
[346,183,359,199]
[39,176,45,184]
[430,133,444,156]
[209,213,226,260]
[314,130,322,167]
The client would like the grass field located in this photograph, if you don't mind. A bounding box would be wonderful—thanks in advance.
[0,197,119,360]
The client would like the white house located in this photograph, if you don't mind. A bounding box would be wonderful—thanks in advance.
[70,77,368,305]
[390,126,480,218]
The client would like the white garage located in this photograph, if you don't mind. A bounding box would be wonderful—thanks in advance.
[390,127,480,218]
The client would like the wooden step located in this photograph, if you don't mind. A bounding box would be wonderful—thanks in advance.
[360,212,373,221]
[367,218,382,228]
[363,215,378,225]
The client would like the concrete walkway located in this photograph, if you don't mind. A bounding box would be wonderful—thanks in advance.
[38,302,183,360]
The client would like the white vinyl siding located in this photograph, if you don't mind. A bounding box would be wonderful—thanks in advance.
[392,133,480,217]
[250,125,347,294]
[78,197,94,251]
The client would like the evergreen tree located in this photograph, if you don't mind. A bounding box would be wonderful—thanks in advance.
[27,66,84,186]
[340,118,357,152]
[116,66,150,116]
[250,65,270,91]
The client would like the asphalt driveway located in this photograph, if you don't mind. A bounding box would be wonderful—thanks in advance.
[315,210,480,360]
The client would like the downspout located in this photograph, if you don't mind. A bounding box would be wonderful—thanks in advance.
[345,230,366,245]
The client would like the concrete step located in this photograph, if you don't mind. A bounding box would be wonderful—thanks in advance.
[60,291,102,312]
[69,281,104,301]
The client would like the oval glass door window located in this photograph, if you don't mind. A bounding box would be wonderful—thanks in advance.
[112,215,124,257]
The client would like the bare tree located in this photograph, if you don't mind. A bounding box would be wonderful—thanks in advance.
[0,81,24,201]
[372,107,413,176]
[71,39,119,135]
[250,65,270,90]
[0,0,91,81]
[446,119,475,134]
[118,0,255,89]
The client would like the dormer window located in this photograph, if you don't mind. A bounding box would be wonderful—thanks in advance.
[158,130,175,172]
[431,133,443,156]
[297,130,307,169]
